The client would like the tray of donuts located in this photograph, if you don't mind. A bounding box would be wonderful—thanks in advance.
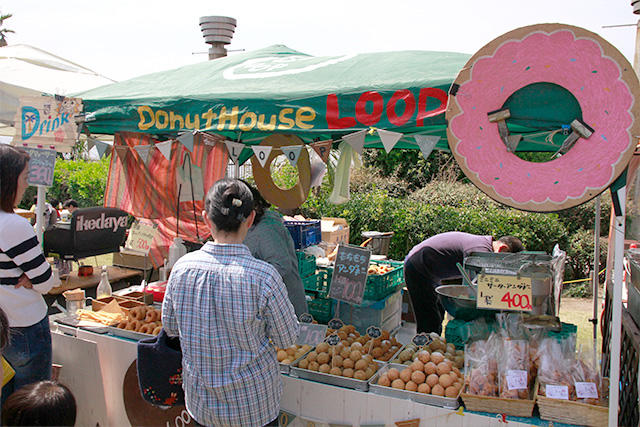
[108,305,163,340]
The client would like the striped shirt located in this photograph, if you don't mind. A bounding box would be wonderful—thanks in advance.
[0,211,56,327]
[162,242,299,427]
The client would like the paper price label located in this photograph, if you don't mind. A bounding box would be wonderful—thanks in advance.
[328,318,344,330]
[125,220,158,255]
[506,370,528,390]
[546,384,569,400]
[299,313,314,323]
[412,333,431,347]
[477,274,533,312]
[575,382,598,399]
[366,326,381,339]
[325,334,340,346]
[296,323,327,346]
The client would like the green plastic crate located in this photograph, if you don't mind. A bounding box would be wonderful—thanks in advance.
[307,295,333,324]
[302,271,329,298]
[296,251,316,279]
[321,260,404,302]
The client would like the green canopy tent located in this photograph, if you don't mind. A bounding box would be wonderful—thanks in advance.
[78,45,577,159]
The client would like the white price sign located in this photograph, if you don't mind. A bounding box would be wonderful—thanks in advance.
[506,369,528,390]
[546,384,569,400]
[296,323,328,346]
[125,220,158,255]
[575,382,598,399]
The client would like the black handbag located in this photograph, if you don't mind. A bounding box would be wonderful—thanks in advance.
[137,329,185,406]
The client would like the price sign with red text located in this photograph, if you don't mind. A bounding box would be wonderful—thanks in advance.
[476,273,533,312]
[328,244,371,305]
[23,147,56,187]
[124,220,158,255]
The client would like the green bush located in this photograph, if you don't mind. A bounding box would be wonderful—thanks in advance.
[19,157,110,209]
[556,193,612,236]
[563,230,608,296]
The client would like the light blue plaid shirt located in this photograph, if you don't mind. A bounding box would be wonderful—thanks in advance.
[162,242,299,427]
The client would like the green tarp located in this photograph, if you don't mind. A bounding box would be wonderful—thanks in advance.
[79,45,579,152]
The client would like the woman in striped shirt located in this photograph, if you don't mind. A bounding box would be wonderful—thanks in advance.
[0,146,57,402]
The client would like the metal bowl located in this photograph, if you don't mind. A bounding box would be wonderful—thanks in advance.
[435,284,493,321]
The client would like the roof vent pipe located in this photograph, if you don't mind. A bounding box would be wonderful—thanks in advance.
[199,16,237,60]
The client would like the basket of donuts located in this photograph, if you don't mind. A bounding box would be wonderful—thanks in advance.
[535,338,608,426]
[461,334,536,417]
[326,323,402,363]
[369,348,463,409]
[109,305,163,340]
[290,338,380,391]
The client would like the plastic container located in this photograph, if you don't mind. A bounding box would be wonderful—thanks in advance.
[303,270,330,298]
[321,260,404,301]
[306,295,333,324]
[284,220,321,249]
[331,289,403,335]
[296,250,316,278]
[145,281,167,303]
[168,237,187,269]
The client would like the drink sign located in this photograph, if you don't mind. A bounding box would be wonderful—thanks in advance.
[412,333,431,347]
[296,323,328,346]
[325,334,341,346]
[23,147,56,187]
[328,244,371,305]
[366,326,382,339]
[124,220,158,255]
[299,313,314,324]
[328,318,344,330]
[476,273,533,312]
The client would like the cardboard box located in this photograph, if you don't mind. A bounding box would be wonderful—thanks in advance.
[112,250,153,272]
[321,217,349,245]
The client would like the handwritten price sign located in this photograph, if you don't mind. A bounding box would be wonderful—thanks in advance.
[476,273,533,312]
[22,147,56,187]
[124,220,158,255]
[328,244,371,305]
[296,323,328,346]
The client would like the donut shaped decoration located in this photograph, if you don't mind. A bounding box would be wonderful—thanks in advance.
[251,134,311,209]
[446,24,640,212]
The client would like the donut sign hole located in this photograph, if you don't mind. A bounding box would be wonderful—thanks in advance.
[270,154,300,191]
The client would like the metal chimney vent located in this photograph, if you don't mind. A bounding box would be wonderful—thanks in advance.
[199,16,237,60]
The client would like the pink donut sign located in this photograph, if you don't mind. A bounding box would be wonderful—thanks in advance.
[446,24,640,212]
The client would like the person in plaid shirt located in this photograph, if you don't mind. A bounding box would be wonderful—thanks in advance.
[162,178,299,427]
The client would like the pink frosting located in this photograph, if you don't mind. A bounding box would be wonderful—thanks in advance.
[449,30,634,205]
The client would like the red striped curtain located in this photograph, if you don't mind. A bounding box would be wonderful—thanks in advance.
[105,132,228,266]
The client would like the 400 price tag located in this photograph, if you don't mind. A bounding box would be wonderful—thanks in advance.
[476,273,533,312]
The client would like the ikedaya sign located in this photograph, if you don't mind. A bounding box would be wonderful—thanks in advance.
[75,212,128,232]
[72,207,129,256]
[12,95,82,153]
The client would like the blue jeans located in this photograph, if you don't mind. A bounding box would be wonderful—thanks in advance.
[1,316,52,404]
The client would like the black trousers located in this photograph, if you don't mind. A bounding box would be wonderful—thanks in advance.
[404,258,445,334]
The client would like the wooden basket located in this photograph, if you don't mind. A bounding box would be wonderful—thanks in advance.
[536,379,609,427]
[461,386,536,417]
[91,296,144,314]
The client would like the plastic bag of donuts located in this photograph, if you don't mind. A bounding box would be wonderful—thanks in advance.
[536,337,575,400]
[498,339,530,400]
[464,333,500,397]
[117,305,163,336]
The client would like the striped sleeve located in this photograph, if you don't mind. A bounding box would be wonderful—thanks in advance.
[2,219,55,294]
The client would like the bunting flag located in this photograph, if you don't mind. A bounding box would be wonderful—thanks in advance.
[281,145,304,167]
[224,140,245,164]
[310,139,333,163]
[177,131,196,152]
[360,424,385,427]
[133,144,152,164]
[93,139,111,159]
[377,129,403,153]
[252,145,273,168]
[86,137,96,151]
[278,411,296,427]
[156,139,173,161]
[342,129,367,155]
[114,145,129,162]
[414,134,440,159]
[395,419,420,427]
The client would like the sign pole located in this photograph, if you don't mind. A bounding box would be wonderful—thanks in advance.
[35,185,46,245]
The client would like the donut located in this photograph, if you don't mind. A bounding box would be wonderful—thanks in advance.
[130,306,147,321]
[125,320,140,331]
[251,134,311,209]
[152,326,162,336]
[145,309,159,323]
[446,24,640,212]
[139,324,154,335]
[117,320,129,329]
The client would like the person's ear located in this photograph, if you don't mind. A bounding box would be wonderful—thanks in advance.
[496,242,510,253]
[245,210,256,229]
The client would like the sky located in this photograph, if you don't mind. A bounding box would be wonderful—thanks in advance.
[1,0,639,82]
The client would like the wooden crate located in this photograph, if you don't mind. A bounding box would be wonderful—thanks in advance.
[537,394,608,426]
[91,296,144,314]
[461,389,535,417]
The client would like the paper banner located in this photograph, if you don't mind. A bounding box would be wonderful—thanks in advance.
[156,140,173,161]
[310,139,332,163]
[114,145,129,162]
[252,145,273,168]
[133,145,152,164]
[93,139,111,159]
[281,145,304,167]
[224,140,245,164]
[414,134,440,159]
[342,129,367,155]
[377,129,403,153]
[278,410,296,427]
[177,131,195,152]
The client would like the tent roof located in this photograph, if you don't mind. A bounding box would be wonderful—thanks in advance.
[0,44,114,127]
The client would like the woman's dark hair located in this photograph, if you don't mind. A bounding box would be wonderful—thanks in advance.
[239,180,270,224]
[63,199,78,209]
[0,307,9,351]
[0,145,30,213]
[2,381,77,426]
[204,178,254,232]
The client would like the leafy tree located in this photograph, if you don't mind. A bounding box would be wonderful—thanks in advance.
[0,13,14,47]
